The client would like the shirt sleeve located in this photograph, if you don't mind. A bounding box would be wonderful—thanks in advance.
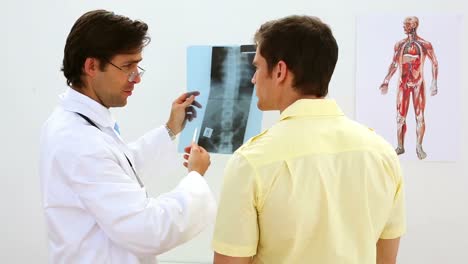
[380,154,406,239]
[62,136,217,256]
[212,152,259,257]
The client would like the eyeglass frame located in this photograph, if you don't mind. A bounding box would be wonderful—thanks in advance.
[106,60,145,82]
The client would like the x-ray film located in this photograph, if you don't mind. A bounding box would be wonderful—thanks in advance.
[178,45,262,154]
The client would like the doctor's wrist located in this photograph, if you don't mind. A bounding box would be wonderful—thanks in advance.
[164,124,176,141]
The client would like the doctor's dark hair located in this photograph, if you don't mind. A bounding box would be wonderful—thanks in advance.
[62,9,150,88]
[254,15,338,97]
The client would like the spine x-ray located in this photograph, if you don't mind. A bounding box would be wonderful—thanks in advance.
[178,45,262,154]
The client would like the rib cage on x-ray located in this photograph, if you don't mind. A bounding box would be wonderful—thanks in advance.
[198,46,256,154]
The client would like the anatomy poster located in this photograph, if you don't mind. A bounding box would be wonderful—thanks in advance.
[178,45,262,154]
[355,14,462,161]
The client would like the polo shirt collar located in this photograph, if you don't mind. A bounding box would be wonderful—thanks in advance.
[279,99,344,121]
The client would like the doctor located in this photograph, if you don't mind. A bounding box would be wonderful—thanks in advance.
[39,9,216,264]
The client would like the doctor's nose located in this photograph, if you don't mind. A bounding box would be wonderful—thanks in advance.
[128,73,142,84]
[132,74,142,84]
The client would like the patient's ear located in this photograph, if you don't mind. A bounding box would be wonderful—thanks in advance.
[274,60,289,83]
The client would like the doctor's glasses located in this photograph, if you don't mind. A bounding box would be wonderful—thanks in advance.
[106,60,145,82]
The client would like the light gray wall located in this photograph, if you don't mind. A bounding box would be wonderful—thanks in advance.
[1,0,467,263]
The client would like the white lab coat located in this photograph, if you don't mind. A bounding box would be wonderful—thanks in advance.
[39,88,217,264]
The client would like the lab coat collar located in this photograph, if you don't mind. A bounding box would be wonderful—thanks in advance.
[60,87,116,129]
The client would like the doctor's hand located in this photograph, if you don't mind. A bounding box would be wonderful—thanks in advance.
[166,91,202,135]
[183,143,211,176]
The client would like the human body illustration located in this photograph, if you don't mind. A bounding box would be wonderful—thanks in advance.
[380,16,438,160]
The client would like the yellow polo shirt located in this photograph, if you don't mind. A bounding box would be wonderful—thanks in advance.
[212,99,405,264]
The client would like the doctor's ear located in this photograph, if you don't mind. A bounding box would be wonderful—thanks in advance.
[83,58,100,77]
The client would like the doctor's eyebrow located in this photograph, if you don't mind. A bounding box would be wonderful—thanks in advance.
[123,58,143,64]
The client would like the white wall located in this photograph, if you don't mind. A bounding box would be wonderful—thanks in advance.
[1,0,467,263]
